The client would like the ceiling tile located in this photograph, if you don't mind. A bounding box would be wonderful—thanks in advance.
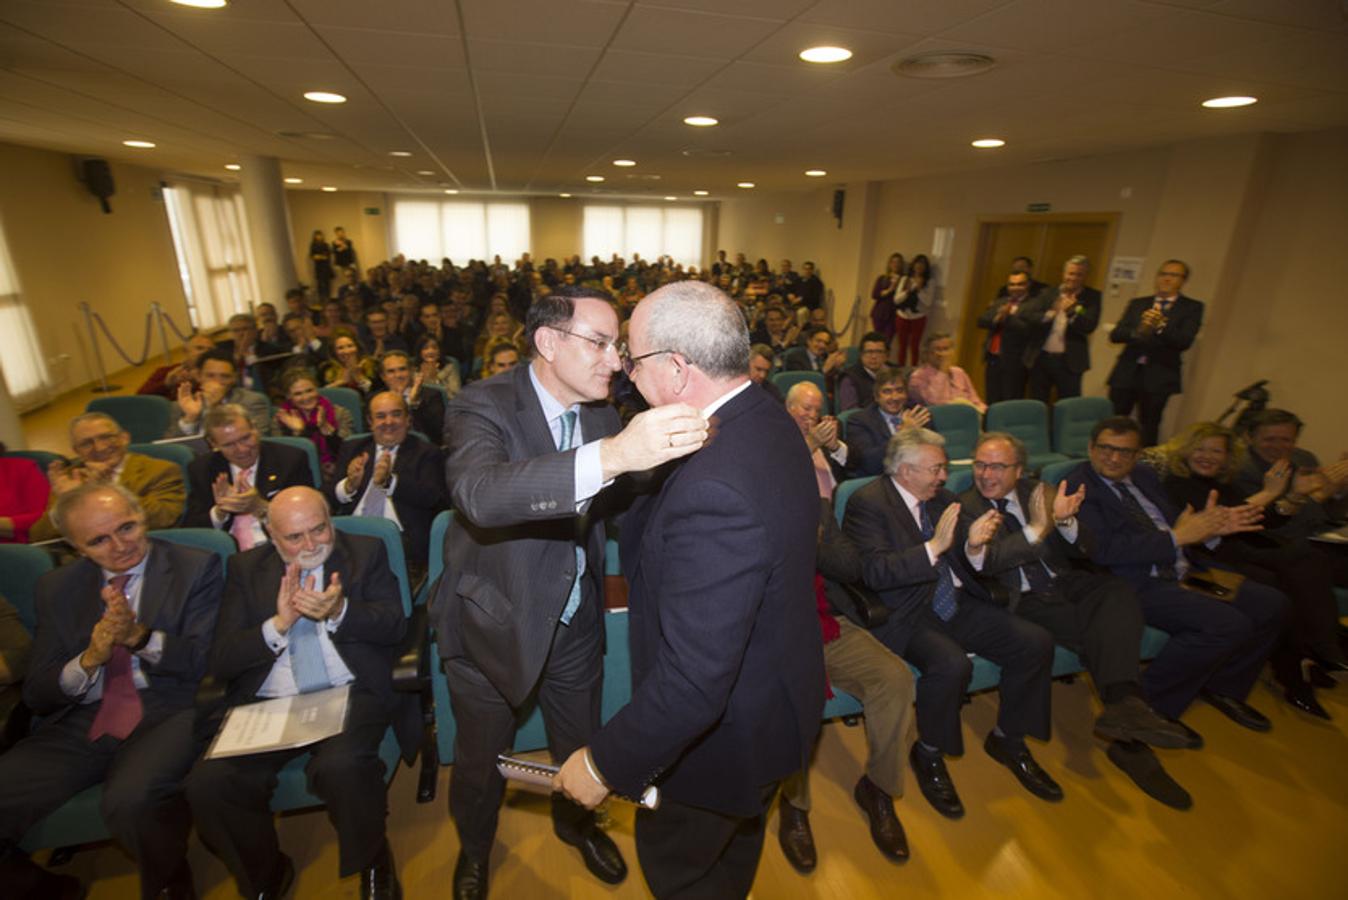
[611,6,783,59]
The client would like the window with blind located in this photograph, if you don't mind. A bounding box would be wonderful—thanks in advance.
[390,198,530,264]
[582,205,704,268]
[0,213,52,410]
[163,181,260,330]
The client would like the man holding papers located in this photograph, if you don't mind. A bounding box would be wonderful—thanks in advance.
[187,487,408,900]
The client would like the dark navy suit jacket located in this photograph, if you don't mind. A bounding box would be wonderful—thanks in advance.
[1064,461,1182,590]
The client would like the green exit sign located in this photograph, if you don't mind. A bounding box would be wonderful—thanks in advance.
[364,207,381,215]
[1026,202,1051,213]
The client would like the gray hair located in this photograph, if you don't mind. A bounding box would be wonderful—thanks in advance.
[1065,255,1090,270]
[642,281,749,379]
[883,426,945,476]
[67,411,124,442]
[974,431,1027,467]
[204,403,251,435]
[51,482,144,539]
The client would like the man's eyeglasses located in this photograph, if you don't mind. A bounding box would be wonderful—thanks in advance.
[972,461,1015,474]
[551,327,620,356]
[906,462,949,476]
[620,347,676,377]
[1092,442,1139,459]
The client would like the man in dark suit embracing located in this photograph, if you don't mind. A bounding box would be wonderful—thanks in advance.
[554,281,824,900]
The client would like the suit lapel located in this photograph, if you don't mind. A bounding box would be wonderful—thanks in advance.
[71,559,106,647]
[256,446,285,499]
[513,366,561,459]
[137,540,175,629]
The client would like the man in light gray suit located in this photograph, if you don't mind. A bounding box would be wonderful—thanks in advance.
[430,286,707,900]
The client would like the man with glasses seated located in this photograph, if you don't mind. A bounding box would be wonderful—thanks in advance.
[29,412,185,542]
[430,286,707,900]
[1065,417,1287,744]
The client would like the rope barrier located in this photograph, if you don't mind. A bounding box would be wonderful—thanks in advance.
[79,301,203,393]
[88,307,154,368]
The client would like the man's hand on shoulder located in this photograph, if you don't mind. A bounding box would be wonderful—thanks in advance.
[599,404,708,481]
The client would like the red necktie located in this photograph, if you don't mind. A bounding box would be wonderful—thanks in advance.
[88,574,145,741]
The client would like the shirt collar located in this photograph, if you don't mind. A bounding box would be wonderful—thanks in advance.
[702,379,752,418]
[528,361,578,424]
[891,479,924,519]
[102,550,150,586]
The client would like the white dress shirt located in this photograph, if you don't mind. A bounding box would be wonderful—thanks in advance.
[257,562,355,698]
[59,553,167,701]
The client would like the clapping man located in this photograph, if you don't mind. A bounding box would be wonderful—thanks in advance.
[168,353,272,438]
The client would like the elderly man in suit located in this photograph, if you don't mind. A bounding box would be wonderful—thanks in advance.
[846,368,931,479]
[183,404,312,550]
[554,281,823,900]
[0,484,222,899]
[29,412,185,542]
[960,432,1196,809]
[1106,260,1204,445]
[328,391,446,584]
[842,428,1060,818]
[1020,255,1101,402]
[168,353,272,438]
[432,286,706,900]
[186,487,409,900]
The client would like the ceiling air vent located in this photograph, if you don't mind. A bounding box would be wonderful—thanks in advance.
[892,52,996,79]
[680,148,732,158]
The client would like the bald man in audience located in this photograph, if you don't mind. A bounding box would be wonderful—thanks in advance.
[786,381,848,497]
[29,412,185,542]
[167,352,272,438]
[0,484,222,900]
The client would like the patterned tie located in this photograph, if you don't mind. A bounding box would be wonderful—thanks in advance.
[1112,481,1177,580]
[362,448,391,519]
[558,410,584,626]
[288,569,334,693]
[993,498,1055,595]
[89,574,144,741]
[918,503,958,621]
[228,468,258,550]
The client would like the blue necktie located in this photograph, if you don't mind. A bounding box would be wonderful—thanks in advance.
[919,503,958,621]
[993,498,1055,595]
[289,569,333,693]
[558,410,584,626]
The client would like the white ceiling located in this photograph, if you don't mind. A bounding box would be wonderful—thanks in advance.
[0,0,1345,200]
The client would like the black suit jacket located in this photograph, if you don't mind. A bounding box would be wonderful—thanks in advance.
[590,385,824,817]
[976,290,1039,363]
[24,539,223,718]
[780,346,824,373]
[1065,461,1183,590]
[1018,286,1102,373]
[326,433,446,567]
[184,442,313,530]
[1106,294,1204,394]
[846,404,896,479]
[429,363,622,706]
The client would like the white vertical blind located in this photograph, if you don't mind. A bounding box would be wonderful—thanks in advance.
[0,212,51,410]
[582,204,704,267]
[163,181,260,330]
[390,198,531,263]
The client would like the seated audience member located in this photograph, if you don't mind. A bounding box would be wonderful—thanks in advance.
[1065,417,1288,738]
[360,309,408,358]
[184,405,312,550]
[907,332,987,413]
[0,484,222,899]
[749,343,782,402]
[168,352,272,438]
[323,331,377,394]
[282,312,331,372]
[976,270,1037,404]
[218,313,285,394]
[836,332,889,413]
[748,304,798,356]
[1233,408,1348,542]
[786,382,848,496]
[186,487,409,900]
[407,301,446,347]
[962,433,1196,809]
[782,325,846,379]
[29,413,185,542]
[254,302,283,347]
[136,334,217,399]
[273,371,354,480]
[0,595,32,686]
[327,392,446,585]
[846,369,931,479]
[415,335,463,397]
[0,444,50,544]
[844,428,1059,817]
[1161,422,1345,716]
[316,299,348,339]
[439,301,475,374]
[1020,255,1100,402]
[284,287,319,325]
[472,311,523,363]
[377,350,445,445]
[480,339,520,380]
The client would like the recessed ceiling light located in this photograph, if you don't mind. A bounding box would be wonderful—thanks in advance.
[123,139,156,148]
[693,190,709,196]
[224,163,241,171]
[804,169,827,177]
[444,189,458,194]
[663,195,677,201]
[559,193,572,198]
[971,138,1006,149]
[303,91,347,104]
[737,182,755,189]
[416,170,434,175]
[586,175,605,183]
[683,115,719,127]
[799,46,852,64]
[284,177,303,184]
[613,159,636,167]
[171,0,227,8]
[321,186,337,192]
[1201,95,1257,109]
[388,150,412,157]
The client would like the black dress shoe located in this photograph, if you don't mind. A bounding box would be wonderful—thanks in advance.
[776,796,817,873]
[452,852,488,900]
[1,850,83,900]
[983,733,1063,802]
[555,822,627,885]
[1163,716,1204,750]
[1201,692,1271,732]
[1094,695,1193,749]
[853,776,909,862]
[908,744,964,819]
[1105,741,1192,811]
[1284,685,1331,720]
[158,859,195,900]
[361,842,401,900]
[1307,662,1339,689]
[258,854,294,900]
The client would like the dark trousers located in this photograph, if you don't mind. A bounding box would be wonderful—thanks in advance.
[1029,352,1082,403]
[1230,540,1345,664]
[874,594,1054,755]
[1109,383,1171,446]
[984,354,1028,405]
[1135,580,1287,719]
[186,687,392,894]
[0,703,197,899]
[1015,571,1144,696]
[634,785,776,900]
[443,591,603,860]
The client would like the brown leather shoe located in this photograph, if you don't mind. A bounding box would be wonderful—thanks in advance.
[776,796,817,873]
[853,776,909,862]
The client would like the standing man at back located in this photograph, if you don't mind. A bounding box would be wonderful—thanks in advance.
[432,286,706,900]
[1021,255,1101,402]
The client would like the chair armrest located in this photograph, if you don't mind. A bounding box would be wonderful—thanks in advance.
[0,683,32,754]
[393,605,429,691]
[837,582,890,629]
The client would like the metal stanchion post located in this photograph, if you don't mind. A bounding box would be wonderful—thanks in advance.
[81,301,121,393]
[152,302,173,365]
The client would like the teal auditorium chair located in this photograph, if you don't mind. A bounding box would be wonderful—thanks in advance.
[834,476,876,525]
[86,395,172,444]
[318,386,365,430]
[1052,396,1113,458]
[927,403,981,461]
[771,371,826,403]
[129,442,196,516]
[1039,458,1084,487]
[845,346,860,368]
[944,468,974,495]
[837,407,864,442]
[3,448,64,472]
[985,399,1070,472]
[263,436,321,487]
[0,546,52,754]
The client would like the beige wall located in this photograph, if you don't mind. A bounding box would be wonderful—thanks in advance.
[531,197,584,262]
[286,189,389,286]
[0,141,185,398]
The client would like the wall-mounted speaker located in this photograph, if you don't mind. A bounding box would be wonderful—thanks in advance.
[832,189,845,229]
[78,157,116,213]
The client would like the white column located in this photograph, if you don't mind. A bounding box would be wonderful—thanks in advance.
[239,155,299,304]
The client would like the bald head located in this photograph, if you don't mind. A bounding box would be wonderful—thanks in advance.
[265,487,335,569]
[785,381,825,435]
